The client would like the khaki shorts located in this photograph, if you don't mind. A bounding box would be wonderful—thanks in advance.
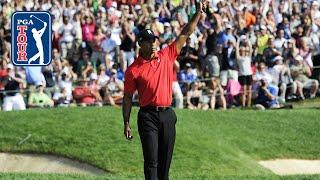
[302,79,318,89]
[220,70,239,86]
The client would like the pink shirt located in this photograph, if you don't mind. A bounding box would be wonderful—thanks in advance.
[81,23,95,42]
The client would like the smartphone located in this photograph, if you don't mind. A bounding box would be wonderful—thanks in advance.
[81,42,86,48]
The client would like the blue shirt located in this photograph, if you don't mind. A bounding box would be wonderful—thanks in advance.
[257,85,279,107]
[24,66,45,85]
[179,70,197,83]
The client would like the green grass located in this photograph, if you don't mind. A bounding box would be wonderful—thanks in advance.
[0,107,319,179]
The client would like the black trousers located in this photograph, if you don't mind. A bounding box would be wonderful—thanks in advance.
[137,107,177,180]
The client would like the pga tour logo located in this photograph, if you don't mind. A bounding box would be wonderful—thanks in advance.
[11,11,52,66]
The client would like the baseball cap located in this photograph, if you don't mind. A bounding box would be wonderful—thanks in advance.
[90,73,98,80]
[135,5,142,10]
[151,12,159,18]
[295,55,303,61]
[99,7,106,13]
[111,1,117,8]
[35,81,43,88]
[260,25,267,30]
[212,7,218,12]
[111,69,117,74]
[164,22,171,27]
[186,63,192,68]
[240,35,247,40]
[138,29,159,42]
[7,64,14,69]
[123,5,129,10]
[226,24,233,29]
[312,1,319,6]
[272,56,283,63]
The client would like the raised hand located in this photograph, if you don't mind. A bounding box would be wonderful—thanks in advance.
[197,0,208,13]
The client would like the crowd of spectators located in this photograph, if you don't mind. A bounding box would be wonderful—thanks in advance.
[1,0,320,111]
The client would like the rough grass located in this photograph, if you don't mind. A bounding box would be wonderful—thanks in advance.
[0,107,319,179]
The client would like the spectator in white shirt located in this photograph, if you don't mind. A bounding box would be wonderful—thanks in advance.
[236,35,253,107]
[101,30,117,69]
[58,14,75,59]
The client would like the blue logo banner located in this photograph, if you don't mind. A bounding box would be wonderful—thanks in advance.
[11,11,52,66]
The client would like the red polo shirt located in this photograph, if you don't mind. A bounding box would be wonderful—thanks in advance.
[124,42,178,107]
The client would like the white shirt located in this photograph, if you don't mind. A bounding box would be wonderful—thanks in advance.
[58,80,73,99]
[274,38,286,51]
[237,56,252,76]
[72,20,82,40]
[97,74,110,88]
[206,54,220,77]
[255,70,273,84]
[110,27,122,46]
[58,23,74,42]
[101,38,117,54]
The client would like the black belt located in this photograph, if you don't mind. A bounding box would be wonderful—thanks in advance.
[140,105,171,112]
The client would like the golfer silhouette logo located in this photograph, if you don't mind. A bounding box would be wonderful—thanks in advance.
[11,11,52,66]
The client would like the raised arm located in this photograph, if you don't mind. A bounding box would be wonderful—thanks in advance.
[39,22,47,36]
[247,36,253,56]
[175,0,207,54]
[236,38,241,60]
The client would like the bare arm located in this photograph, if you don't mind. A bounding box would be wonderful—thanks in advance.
[127,32,135,42]
[174,60,180,72]
[236,38,240,60]
[248,37,253,56]
[122,93,133,139]
[175,0,206,54]
[304,65,312,77]
[212,13,222,34]
[163,2,171,17]
[262,87,275,100]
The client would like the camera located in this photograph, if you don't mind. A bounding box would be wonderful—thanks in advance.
[260,79,266,87]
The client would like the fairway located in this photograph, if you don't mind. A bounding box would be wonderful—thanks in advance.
[0,107,319,179]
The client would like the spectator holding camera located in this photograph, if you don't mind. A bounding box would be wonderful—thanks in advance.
[97,64,110,88]
[91,26,106,68]
[53,87,72,107]
[255,78,280,109]
[76,50,96,78]
[103,69,123,107]
[187,81,209,110]
[282,39,298,65]
[101,30,117,70]
[179,63,198,83]
[28,82,54,108]
[263,37,282,68]
[298,38,313,69]
[2,64,26,111]
[58,14,75,60]
[72,78,102,107]
[57,66,76,102]
[269,56,301,102]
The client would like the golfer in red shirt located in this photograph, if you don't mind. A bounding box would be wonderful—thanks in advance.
[123,1,207,179]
